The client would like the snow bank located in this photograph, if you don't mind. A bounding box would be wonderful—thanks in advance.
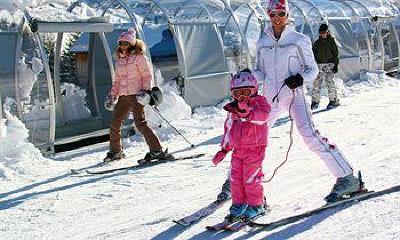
[343,71,399,96]
[0,110,45,181]
[61,82,91,121]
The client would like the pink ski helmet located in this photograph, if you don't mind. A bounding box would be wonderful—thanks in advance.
[118,28,137,46]
[230,72,258,100]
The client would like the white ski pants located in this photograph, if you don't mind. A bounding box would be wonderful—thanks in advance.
[269,88,353,178]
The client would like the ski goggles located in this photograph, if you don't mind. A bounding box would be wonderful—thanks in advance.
[231,87,256,99]
[119,41,130,46]
[268,11,287,18]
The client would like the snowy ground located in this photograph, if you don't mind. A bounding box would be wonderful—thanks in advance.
[0,73,399,240]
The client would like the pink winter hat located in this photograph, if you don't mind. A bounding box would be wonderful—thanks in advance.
[266,0,289,13]
[118,28,137,46]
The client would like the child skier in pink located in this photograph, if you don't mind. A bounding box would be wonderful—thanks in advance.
[212,72,271,220]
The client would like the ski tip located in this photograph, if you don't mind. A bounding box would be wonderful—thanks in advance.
[172,220,188,226]
[205,225,219,231]
[70,169,80,174]
[324,193,338,203]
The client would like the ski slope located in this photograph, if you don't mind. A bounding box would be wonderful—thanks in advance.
[0,73,399,239]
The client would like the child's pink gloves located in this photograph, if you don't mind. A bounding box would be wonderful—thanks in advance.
[212,149,228,166]
[224,101,250,120]
[236,102,250,118]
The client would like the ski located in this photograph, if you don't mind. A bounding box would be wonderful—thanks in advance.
[206,206,270,232]
[70,153,205,175]
[206,217,241,231]
[224,214,264,231]
[173,199,228,227]
[248,184,400,230]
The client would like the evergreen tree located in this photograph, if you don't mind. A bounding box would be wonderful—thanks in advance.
[61,33,81,84]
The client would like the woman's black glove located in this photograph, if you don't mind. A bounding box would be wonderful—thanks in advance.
[284,73,304,89]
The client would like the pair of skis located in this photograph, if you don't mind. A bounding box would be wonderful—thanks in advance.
[70,153,205,176]
[205,190,372,232]
[205,184,400,232]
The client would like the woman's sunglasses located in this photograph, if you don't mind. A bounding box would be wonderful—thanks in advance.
[269,11,287,18]
[119,41,130,46]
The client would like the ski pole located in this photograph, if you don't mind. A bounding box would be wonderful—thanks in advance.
[272,82,286,103]
[264,89,295,183]
[151,106,195,148]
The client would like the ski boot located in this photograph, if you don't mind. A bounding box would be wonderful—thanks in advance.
[140,149,174,163]
[325,171,365,202]
[217,178,231,202]
[243,205,267,220]
[326,100,340,110]
[311,101,319,110]
[103,150,126,162]
[243,197,268,220]
[225,203,248,222]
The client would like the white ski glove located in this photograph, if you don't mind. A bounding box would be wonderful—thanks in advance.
[136,90,152,106]
[104,95,118,111]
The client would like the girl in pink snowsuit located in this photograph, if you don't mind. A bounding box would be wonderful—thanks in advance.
[212,72,271,219]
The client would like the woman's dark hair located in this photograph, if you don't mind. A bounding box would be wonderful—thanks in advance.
[116,39,146,56]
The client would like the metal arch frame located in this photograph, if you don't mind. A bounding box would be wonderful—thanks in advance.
[391,21,400,73]
[22,11,57,152]
[225,2,261,68]
[344,0,386,70]
[67,0,108,12]
[173,0,212,20]
[229,3,255,36]
[14,17,26,118]
[326,1,347,17]
[141,1,172,27]
[216,0,251,68]
[25,3,117,152]
[51,0,117,123]
[100,0,149,58]
[100,0,142,35]
[287,1,310,35]
[243,3,264,33]
[295,0,327,39]
[328,0,373,71]
[343,0,377,70]
[342,0,371,17]
[245,3,268,31]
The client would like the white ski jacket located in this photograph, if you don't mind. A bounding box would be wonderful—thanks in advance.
[252,25,319,100]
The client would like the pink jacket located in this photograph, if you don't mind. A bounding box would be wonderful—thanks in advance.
[221,95,271,150]
[110,54,153,96]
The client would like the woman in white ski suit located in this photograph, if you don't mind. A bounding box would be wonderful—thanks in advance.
[217,0,361,202]
[252,24,354,179]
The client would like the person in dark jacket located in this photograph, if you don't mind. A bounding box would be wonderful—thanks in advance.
[311,23,340,110]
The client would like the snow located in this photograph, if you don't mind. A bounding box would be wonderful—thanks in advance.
[60,82,91,121]
[0,110,47,181]
[0,72,399,239]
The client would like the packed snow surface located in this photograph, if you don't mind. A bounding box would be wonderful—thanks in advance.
[0,72,399,239]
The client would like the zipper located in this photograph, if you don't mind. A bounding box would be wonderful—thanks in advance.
[273,40,278,97]
[122,56,129,94]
